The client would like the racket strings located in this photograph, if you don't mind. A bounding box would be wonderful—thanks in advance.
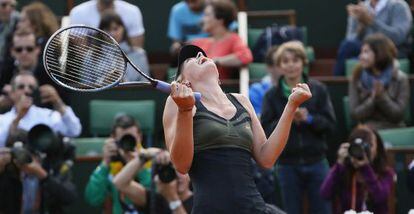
[48,34,124,82]
[44,27,125,90]
[46,42,123,83]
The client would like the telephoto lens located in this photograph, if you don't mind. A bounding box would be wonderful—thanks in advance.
[117,134,136,152]
[348,138,371,160]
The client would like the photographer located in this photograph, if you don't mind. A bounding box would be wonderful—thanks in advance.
[0,125,77,214]
[113,151,193,214]
[0,72,82,147]
[84,114,155,213]
[320,125,395,214]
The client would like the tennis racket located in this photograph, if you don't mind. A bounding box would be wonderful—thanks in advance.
[43,25,201,100]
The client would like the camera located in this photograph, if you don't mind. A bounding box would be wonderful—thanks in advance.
[348,138,371,161]
[10,124,68,165]
[10,142,32,165]
[154,162,177,183]
[111,134,137,162]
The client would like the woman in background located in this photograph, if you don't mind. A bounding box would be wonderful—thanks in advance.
[99,11,150,82]
[320,125,395,214]
[349,33,409,130]
[191,0,252,80]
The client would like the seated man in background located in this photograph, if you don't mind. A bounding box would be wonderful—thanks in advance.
[333,0,412,76]
[0,29,70,110]
[85,114,168,213]
[0,72,82,147]
[168,0,208,58]
[70,0,145,48]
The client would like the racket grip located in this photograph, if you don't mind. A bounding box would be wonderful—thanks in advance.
[155,81,201,101]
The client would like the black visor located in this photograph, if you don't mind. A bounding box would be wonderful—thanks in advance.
[175,45,207,80]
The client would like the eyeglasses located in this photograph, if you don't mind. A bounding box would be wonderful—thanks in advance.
[13,46,35,53]
[15,84,37,91]
[0,1,17,9]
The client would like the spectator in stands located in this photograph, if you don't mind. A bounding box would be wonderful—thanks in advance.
[113,152,194,213]
[333,0,412,76]
[0,72,82,147]
[99,11,150,81]
[249,46,281,117]
[349,33,409,130]
[168,0,208,56]
[85,114,167,213]
[70,0,145,48]
[191,0,252,80]
[408,159,414,193]
[0,0,19,65]
[320,125,395,214]
[17,2,59,49]
[0,29,70,107]
[261,41,336,214]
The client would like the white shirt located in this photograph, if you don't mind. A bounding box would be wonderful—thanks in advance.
[0,105,82,147]
[364,0,389,14]
[69,0,145,37]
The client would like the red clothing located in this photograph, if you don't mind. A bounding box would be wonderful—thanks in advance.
[192,33,253,80]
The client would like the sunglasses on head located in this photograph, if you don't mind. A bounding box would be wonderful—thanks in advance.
[15,83,37,91]
[13,46,35,53]
[0,1,16,8]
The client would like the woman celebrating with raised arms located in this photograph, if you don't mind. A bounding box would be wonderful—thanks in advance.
[163,45,311,214]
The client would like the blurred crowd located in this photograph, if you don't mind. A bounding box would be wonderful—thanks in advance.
[0,0,414,213]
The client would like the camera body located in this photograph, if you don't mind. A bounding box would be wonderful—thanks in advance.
[348,138,371,161]
[111,134,137,162]
[9,124,72,166]
[153,162,177,183]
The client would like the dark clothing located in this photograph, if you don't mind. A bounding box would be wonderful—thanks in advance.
[261,77,336,165]
[320,163,395,214]
[0,145,77,214]
[349,66,409,130]
[190,94,277,214]
[0,165,22,214]
[408,164,414,193]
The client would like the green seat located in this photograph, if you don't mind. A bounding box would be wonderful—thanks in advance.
[343,96,354,132]
[73,137,106,156]
[378,127,414,148]
[249,63,267,80]
[345,58,410,77]
[89,100,156,139]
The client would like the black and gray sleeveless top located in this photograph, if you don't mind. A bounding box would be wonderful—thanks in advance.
[193,93,254,153]
[189,94,272,214]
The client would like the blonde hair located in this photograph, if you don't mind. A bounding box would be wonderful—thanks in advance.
[274,41,308,67]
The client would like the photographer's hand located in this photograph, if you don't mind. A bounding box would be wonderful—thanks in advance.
[20,157,48,180]
[155,175,187,214]
[102,138,118,166]
[0,148,11,173]
[337,143,350,165]
[39,85,66,114]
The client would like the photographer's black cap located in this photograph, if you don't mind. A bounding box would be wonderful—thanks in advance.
[175,45,207,80]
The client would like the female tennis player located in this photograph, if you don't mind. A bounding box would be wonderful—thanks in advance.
[163,45,312,214]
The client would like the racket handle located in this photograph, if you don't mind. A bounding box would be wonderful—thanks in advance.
[155,80,201,101]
